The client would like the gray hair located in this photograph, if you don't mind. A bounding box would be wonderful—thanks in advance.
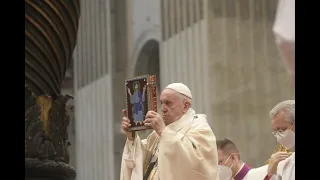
[176,92,192,106]
[269,100,295,123]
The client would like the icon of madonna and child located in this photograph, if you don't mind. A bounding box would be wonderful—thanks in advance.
[126,81,147,125]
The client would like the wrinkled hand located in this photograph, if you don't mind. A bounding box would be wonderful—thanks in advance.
[267,152,291,176]
[144,111,166,136]
[121,109,133,140]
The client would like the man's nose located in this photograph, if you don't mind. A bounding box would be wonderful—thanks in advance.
[161,104,167,112]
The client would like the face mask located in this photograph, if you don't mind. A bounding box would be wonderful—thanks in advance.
[218,165,232,180]
[218,156,233,180]
[275,129,295,149]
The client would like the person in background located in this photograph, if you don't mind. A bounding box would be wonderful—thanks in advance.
[264,100,295,180]
[273,0,295,86]
[217,138,252,180]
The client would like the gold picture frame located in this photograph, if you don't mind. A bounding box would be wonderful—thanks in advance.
[125,75,157,131]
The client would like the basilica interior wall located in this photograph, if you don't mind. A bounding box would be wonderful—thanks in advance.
[206,0,294,167]
[71,0,295,179]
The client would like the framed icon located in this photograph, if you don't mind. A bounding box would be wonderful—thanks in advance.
[125,75,157,131]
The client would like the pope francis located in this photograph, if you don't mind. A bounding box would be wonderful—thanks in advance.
[120,83,219,180]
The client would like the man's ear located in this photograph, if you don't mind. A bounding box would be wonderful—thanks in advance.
[184,100,191,110]
[231,153,240,161]
[231,153,236,160]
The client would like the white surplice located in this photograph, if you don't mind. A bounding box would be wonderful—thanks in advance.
[243,165,268,180]
[270,152,295,180]
[244,153,295,180]
[120,108,219,180]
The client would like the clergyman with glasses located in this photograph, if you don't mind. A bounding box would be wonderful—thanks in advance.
[264,100,295,180]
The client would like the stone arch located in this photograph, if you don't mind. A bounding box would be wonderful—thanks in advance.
[128,28,161,78]
[134,40,160,90]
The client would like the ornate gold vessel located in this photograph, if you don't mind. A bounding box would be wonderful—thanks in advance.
[265,144,292,165]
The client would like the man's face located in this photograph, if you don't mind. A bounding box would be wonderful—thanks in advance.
[218,149,235,176]
[160,89,186,125]
[218,149,232,166]
[271,110,295,134]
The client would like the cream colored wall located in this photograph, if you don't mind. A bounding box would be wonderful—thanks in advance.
[205,0,294,167]
[75,75,115,180]
[73,0,117,179]
[160,0,295,167]
[160,0,212,126]
[161,20,212,127]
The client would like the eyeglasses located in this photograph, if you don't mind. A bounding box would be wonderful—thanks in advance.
[272,122,294,136]
[219,155,231,165]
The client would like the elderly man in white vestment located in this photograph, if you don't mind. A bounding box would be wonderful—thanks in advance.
[120,83,219,180]
[263,100,295,180]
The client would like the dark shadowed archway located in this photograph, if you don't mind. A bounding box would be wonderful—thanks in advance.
[134,40,160,91]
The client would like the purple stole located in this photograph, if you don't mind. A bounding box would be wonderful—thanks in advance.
[234,163,251,180]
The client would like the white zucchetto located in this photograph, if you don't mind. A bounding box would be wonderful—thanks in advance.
[165,83,192,99]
